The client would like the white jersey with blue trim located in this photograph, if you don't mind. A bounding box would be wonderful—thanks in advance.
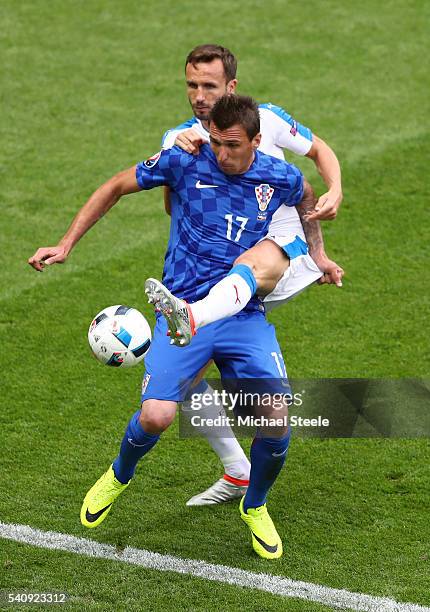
[162,103,314,239]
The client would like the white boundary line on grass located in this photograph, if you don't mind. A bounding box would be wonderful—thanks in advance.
[1,522,428,612]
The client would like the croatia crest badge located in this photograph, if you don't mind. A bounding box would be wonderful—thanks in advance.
[255,184,274,219]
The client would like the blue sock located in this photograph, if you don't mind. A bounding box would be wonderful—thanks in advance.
[112,410,160,484]
[243,429,291,512]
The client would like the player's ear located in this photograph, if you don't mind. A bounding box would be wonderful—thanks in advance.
[252,132,261,150]
[227,79,237,94]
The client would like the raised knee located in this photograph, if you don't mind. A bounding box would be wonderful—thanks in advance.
[139,400,176,434]
[233,247,284,296]
[233,252,257,274]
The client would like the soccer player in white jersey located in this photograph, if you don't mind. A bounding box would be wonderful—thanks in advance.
[160,45,343,507]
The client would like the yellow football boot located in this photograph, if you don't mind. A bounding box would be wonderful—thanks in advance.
[239,497,283,559]
[80,465,129,528]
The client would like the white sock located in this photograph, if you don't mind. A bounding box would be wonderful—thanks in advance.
[190,272,254,329]
[182,383,250,481]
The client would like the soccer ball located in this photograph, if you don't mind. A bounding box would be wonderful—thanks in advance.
[88,305,151,367]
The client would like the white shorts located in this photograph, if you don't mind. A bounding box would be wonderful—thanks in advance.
[261,206,323,311]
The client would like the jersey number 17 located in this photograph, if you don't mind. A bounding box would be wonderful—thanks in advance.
[225,214,249,242]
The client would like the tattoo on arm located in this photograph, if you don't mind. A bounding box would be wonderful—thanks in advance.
[297,180,324,254]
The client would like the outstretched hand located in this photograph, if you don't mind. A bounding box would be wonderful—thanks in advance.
[174,128,206,154]
[28,246,68,272]
[303,189,343,221]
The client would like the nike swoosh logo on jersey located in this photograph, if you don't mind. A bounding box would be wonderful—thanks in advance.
[195,180,219,189]
[272,448,288,457]
[251,531,279,554]
[85,503,112,523]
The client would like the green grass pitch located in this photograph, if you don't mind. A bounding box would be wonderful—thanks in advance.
[1,0,429,609]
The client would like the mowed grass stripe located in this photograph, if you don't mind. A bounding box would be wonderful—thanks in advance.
[1,522,428,612]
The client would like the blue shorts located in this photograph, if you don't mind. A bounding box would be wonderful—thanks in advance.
[141,312,290,402]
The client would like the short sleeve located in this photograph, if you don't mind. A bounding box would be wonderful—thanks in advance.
[136,147,192,190]
[259,104,313,156]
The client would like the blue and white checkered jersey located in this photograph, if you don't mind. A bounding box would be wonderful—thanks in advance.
[161,103,313,241]
[136,144,304,310]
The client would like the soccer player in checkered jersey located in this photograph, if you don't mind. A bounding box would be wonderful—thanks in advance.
[160,44,343,506]
[29,94,341,558]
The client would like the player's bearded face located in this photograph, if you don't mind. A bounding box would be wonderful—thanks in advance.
[209,123,261,175]
[185,60,236,122]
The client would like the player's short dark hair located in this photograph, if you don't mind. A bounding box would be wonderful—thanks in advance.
[209,94,260,140]
[185,44,237,82]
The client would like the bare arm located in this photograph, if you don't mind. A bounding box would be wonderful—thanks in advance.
[296,179,344,286]
[305,134,343,220]
[28,166,140,271]
[296,179,324,253]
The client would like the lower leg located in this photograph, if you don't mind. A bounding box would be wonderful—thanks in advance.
[182,379,250,481]
[243,429,291,512]
[112,400,177,484]
[190,240,289,329]
[190,264,257,329]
